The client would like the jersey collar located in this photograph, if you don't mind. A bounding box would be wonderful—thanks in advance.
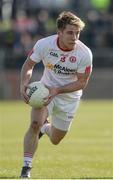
[56,37,74,52]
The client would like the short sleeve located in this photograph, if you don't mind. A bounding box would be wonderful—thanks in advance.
[29,40,43,63]
[77,49,93,74]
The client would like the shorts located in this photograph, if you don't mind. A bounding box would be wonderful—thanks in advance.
[47,96,80,131]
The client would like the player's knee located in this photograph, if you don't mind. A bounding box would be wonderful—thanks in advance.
[31,121,41,133]
[50,137,61,145]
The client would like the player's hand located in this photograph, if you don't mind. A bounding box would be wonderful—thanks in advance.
[43,87,59,106]
[20,84,29,104]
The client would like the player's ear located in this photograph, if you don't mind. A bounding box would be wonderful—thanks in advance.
[57,29,60,35]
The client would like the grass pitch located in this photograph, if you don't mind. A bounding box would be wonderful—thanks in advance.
[0,100,113,179]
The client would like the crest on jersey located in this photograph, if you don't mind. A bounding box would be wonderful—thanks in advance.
[69,56,76,63]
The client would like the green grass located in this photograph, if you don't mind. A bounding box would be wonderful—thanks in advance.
[0,100,113,179]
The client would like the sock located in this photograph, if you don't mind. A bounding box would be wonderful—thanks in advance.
[24,152,33,167]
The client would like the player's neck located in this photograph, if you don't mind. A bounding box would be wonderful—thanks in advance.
[57,37,75,52]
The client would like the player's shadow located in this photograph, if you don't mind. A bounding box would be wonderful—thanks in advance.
[0,177,36,179]
[0,177,19,179]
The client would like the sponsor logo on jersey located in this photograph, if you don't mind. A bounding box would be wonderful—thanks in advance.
[46,63,54,69]
[50,51,58,57]
[46,62,76,75]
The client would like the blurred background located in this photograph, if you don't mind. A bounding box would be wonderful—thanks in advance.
[0,0,113,100]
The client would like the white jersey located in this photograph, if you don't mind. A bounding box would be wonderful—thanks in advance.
[30,34,93,100]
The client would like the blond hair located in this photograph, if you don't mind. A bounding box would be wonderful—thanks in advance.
[56,11,85,30]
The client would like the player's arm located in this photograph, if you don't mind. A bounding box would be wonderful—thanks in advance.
[44,71,91,106]
[56,71,91,94]
[50,71,91,95]
[20,57,37,103]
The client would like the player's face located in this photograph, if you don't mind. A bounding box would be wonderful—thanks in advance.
[58,24,81,50]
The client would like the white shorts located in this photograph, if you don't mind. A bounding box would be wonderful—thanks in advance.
[47,96,80,131]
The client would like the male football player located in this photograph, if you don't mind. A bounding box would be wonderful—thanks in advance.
[20,11,93,178]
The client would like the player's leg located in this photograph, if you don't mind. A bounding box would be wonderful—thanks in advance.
[24,106,48,154]
[40,113,73,145]
[46,124,67,145]
[40,97,80,145]
[20,106,48,178]
[43,117,71,145]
